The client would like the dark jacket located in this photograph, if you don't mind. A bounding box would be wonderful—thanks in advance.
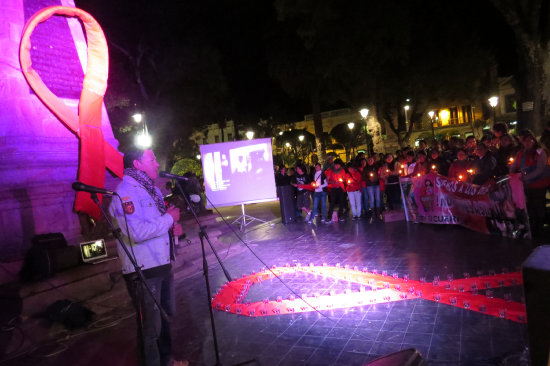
[472,152,497,185]
[362,163,381,186]
[275,172,291,186]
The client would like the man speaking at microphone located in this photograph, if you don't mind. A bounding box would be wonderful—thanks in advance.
[109,148,187,366]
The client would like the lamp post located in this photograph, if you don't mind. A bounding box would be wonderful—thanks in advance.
[404,105,410,128]
[359,108,371,154]
[488,96,498,126]
[347,122,355,159]
[245,130,255,140]
[428,110,435,140]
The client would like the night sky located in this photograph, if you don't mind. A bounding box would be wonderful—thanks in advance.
[74,0,516,129]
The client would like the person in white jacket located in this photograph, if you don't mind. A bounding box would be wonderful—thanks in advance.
[109,149,187,366]
[310,163,328,223]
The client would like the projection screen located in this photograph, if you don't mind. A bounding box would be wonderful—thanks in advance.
[200,138,277,208]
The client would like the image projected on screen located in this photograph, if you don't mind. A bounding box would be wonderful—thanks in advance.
[200,138,277,208]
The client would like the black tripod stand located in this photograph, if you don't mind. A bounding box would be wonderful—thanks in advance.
[172,179,256,366]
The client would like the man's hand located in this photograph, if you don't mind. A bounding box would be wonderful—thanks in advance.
[166,206,180,223]
[173,223,183,236]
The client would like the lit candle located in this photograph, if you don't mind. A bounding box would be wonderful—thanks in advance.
[398,169,402,174]
[508,157,514,164]
[311,182,316,187]
[417,173,421,177]
[458,175,463,181]
[401,164,405,169]
[347,179,351,184]
[386,169,389,173]
[431,165,436,170]
[338,178,343,182]
[370,173,374,177]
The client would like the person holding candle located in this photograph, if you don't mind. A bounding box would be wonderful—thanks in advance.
[362,155,382,219]
[380,153,401,210]
[495,134,518,177]
[510,129,550,238]
[290,165,312,221]
[429,149,449,176]
[471,142,497,185]
[325,159,347,222]
[345,164,363,220]
[309,163,328,223]
[448,148,472,181]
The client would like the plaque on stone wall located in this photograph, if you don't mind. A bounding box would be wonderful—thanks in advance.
[522,101,534,112]
[24,0,84,99]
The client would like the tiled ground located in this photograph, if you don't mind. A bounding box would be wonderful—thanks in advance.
[2,204,541,366]
[175,215,536,366]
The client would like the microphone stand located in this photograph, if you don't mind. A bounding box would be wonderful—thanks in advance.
[173,180,254,366]
[89,193,170,359]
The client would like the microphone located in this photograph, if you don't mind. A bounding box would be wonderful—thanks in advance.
[72,182,117,196]
[159,171,189,180]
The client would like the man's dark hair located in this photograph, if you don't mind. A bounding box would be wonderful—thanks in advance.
[481,134,493,143]
[123,149,146,169]
[476,142,488,151]
[493,122,508,134]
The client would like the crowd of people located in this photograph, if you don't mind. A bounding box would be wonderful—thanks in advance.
[275,122,550,237]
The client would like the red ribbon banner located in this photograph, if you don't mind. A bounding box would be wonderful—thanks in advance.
[19,6,123,219]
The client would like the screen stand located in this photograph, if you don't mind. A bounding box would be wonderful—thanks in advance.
[231,203,269,231]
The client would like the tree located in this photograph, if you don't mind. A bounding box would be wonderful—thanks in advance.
[268,0,377,162]
[490,0,550,134]
[171,158,203,181]
[275,129,315,165]
[330,122,371,162]
[369,0,494,148]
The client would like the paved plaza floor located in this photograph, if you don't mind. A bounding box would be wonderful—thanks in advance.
[1,202,543,366]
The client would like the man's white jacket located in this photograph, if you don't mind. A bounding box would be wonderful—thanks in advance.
[109,175,173,274]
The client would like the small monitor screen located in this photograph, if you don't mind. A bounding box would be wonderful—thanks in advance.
[81,239,107,259]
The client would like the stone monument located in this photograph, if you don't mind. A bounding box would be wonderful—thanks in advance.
[0,0,120,260]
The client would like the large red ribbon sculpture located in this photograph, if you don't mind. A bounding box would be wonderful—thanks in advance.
[19,6,123,219]
[213,265,526,323]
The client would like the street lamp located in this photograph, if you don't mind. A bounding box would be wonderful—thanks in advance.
[245,131,255,140]
[135,131,152,148]
[428,110,435,140]
[298,135,305,142]
[132,112,152,148]
[347,122,355,130]
[359,108,371,154]
[488,96,498,125]
[404,105,410,128]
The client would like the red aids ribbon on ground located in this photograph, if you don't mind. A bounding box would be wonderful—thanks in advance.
[213,265,526,323]
[20,6,123,219]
